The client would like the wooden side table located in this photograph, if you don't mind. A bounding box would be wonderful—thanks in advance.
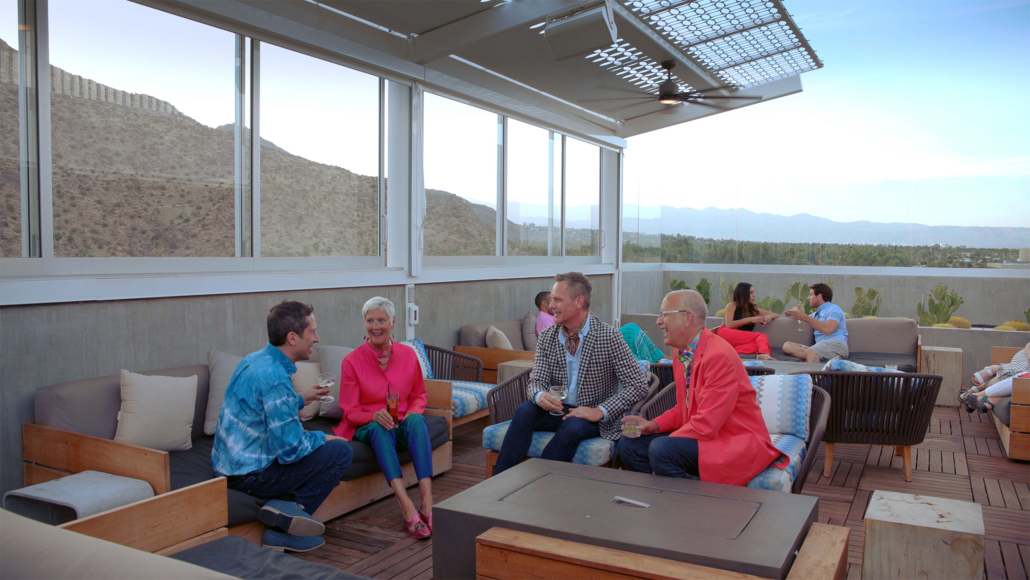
[863,490,984,580]
[920,345,962,406]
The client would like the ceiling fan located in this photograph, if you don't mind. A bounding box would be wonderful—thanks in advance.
[579,60,761,112]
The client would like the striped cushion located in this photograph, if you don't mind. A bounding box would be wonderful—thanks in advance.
[750,374,812,440]
[451,380,492,418]
[742,360,766,368]
[822,359,902,373]
[399,339,433,380]
[482,421,613,466]
[746,433,807,493]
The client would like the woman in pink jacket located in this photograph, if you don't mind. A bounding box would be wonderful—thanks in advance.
[335,297,432,539]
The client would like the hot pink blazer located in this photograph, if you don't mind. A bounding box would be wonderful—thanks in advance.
[333,341,427,440]
[654,328,786,486]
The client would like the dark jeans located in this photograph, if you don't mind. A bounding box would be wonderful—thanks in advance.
[617,433,700,479]
[228,439,353,515]
[494,401,601,475]
[354,414,433,483]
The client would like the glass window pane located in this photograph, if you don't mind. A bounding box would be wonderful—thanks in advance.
[423,93,497,256]
[621,149,661,263]
[564,137,599,256]
[48,0,235,257]
[259,43,380,257]
[0,6,21,257]
[506,119,558,256]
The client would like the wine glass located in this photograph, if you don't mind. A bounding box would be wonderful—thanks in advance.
[548,385,568,416]
[386,387,400,422]
[316,373,335,403]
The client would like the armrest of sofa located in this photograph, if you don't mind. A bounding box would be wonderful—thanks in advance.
[424,379,454,439]
[22,422,171,494]
[454,345,535,384]
[59,477,228,555]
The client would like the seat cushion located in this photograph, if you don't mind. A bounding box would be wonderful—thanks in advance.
[172,414,450,525]
[750,374,813,440]
[845,352,917,372]
[746,433,807,493]
[822,359,903,373]
[482,421,613,466]
[451,380,493,418]
[399,339,434,380]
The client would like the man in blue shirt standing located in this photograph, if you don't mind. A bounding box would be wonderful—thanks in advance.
[212,300,353,552]
[783,283,849,363]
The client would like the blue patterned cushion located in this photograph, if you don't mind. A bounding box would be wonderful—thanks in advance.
[746,433,806,493]
[399,339,433,380]
[750,374,812,440]
[822,359,901,373]
[742,360,766,368]
[450,380,492,418]
[482,421,613,466]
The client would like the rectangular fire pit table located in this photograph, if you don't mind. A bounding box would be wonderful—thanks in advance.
[433,458,818,580]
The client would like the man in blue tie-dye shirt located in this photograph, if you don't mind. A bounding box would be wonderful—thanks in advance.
[212,300,353,553]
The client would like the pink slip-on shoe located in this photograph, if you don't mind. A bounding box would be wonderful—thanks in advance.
[418,508,432,534]
[404,512,431,539]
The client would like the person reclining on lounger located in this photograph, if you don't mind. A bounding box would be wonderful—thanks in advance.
[617,290,787,484]
[493,272,650,475]
[212,300,353,553]
[959,342,1030,413]
[782,283,849,363]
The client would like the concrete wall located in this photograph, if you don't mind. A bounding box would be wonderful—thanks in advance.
[415,274,613,348]
[620,269,663,315]
[0,274,614,497]
[658,270,1029,324]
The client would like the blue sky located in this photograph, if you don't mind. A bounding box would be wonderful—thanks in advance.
[625,0,1030,229]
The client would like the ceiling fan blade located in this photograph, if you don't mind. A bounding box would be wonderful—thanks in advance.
[678,94,762,100]
[683,100,729,110]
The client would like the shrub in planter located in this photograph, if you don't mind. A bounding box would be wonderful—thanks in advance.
[1002,321,1030,332]
[996,325,1016,331]
[948,316,972,329]
[934,323,956,328]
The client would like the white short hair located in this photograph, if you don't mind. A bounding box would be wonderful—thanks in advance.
[362,296,395,320]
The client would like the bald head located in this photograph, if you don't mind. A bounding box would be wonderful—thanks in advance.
[668,290,707,319]
[658,290,708,349]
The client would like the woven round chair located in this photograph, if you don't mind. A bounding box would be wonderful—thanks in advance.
[802,370,942,482]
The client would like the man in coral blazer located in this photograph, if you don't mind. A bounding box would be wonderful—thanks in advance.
[618,290,786,485]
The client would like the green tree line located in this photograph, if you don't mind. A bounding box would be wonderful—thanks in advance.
[623,235,1019,268]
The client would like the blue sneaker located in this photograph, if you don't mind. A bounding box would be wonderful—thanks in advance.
[258,499,325,537]
[262,529,325,553]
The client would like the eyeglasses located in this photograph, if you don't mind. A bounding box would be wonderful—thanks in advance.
[657,310,691,320]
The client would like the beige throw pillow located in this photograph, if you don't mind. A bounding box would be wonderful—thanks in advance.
[205,351,244,435]
[115,370,197,452]
[486,325,514,350]
[292,361,322,421]
[316,344,353,419]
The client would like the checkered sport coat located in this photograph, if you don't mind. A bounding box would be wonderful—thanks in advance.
[527,315,650,440]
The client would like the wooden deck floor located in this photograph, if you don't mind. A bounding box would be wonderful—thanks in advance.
[292,407,1030,579]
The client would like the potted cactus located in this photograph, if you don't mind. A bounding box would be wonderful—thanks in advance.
[916,284,964,327]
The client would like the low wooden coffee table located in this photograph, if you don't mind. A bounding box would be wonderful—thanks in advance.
[434,458,818,579]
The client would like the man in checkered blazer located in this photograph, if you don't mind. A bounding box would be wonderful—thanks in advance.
[494,272,650,475]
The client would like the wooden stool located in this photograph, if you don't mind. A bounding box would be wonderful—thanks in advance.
[863,490,984,580]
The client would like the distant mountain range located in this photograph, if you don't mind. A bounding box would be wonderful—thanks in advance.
[617,206,1029,249]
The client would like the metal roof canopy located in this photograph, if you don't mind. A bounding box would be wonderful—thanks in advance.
[199,0,821,140]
